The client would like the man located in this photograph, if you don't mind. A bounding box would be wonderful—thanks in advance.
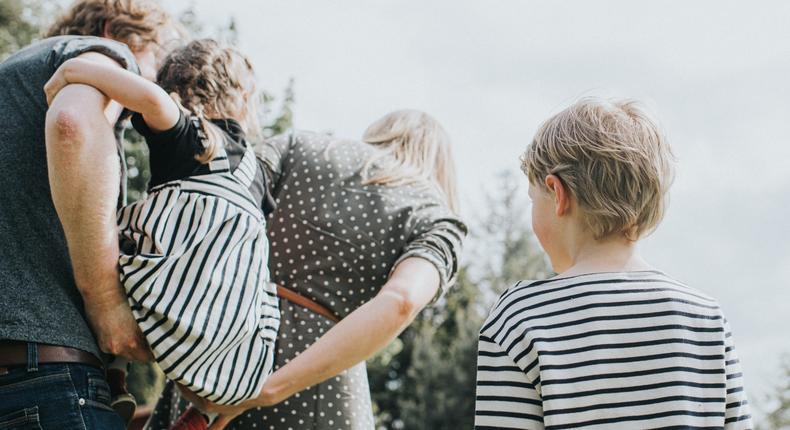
[0,1,173,428]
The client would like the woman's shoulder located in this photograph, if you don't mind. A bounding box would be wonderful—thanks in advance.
[290,130,371,153]
[284,129,334,145]
[277,130,382,176]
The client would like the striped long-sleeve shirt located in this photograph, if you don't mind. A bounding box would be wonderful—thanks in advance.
[475,271,752,429]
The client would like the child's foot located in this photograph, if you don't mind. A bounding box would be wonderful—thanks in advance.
[107,367,137,424]
[169,406,210,430]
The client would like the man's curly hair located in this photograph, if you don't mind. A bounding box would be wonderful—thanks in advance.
[46,0,170,52]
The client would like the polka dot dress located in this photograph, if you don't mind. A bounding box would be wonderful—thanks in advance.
[146,131,467,430]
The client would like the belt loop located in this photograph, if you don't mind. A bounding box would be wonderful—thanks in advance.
[26,343,39,372]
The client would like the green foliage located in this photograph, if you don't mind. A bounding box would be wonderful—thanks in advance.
[0,0,42,60]
[0,0,60,61]
[127,361,167,407]
[261,78,295,138]
[124,130,150,203]
[759,355,790,430]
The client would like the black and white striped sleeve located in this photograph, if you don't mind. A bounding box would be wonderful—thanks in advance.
[475,334,544,429]
[722,319,752,429]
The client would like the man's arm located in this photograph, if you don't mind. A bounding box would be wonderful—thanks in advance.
[44,53,150,362]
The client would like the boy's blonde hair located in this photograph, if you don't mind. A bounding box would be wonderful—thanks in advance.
[156,39,259,164]
[362,110,459,213]
[521,97,674,241]
[46,0,170,52]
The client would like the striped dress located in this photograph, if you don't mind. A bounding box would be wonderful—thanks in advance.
[475,271,752,429]
[118,142,279,406]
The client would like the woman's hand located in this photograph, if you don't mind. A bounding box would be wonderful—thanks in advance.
[175,384,284,429]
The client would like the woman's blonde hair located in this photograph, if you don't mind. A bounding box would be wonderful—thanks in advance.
[156,39,259,163]
[362,110,459,213]
[521,97,674,241]
[46,0,170,52]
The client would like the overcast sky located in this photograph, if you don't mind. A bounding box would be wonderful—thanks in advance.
[164,0,790,420]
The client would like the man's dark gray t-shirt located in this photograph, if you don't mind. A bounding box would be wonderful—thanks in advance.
[0,36,138,359]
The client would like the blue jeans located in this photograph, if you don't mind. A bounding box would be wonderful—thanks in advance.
[0,344,125,430]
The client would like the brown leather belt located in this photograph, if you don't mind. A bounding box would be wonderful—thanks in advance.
[0,341,103,369]
[276,285,340,323]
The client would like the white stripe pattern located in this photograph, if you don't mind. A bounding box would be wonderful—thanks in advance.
[475,271,752,429]
[118,146,279,405]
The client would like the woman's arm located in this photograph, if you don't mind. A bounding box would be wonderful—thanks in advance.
[263,257,440,402]
[44,56,179,132]
[191,257,441,427]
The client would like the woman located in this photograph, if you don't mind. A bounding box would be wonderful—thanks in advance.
[148,110,467,430]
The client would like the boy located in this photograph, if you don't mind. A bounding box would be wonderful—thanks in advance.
[475,98,752,429]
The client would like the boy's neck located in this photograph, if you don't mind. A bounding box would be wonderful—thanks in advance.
[555,234,653,277]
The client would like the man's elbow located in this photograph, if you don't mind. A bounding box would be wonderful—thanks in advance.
[46,106,89,144]
[45,85,109,147]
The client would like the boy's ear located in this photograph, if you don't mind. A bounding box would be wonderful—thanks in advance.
[545,174,570,217]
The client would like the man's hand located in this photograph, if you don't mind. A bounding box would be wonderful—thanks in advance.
[84,293,152,362]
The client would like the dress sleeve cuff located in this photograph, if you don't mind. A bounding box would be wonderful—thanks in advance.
[392,249,453,304]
